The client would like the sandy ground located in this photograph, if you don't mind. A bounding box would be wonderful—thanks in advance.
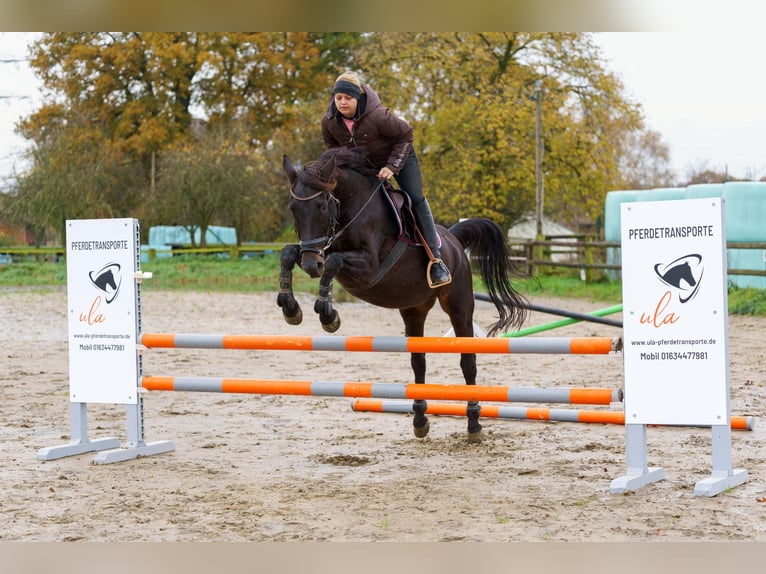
[1,286,765,542]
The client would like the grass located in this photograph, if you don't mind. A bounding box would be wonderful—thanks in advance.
[2,253,765,316]
[0,259,68,286]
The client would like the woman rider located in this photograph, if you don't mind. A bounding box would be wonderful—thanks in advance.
[321,71,451,288]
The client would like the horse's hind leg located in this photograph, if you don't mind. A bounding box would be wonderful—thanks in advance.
[400,305,433,438]
[410,356,429,439]
[447,299,482,442]
[277,245,303,325]
[457,351,481,442]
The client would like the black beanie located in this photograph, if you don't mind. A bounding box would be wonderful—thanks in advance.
[333,79,362,100]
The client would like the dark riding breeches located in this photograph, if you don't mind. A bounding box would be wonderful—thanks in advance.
[394,148,425,208]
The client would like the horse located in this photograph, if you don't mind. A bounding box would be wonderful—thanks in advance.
[277,148,529,441]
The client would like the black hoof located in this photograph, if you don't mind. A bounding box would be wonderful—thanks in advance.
[467,428,483,443]
[413,419,430,438]
[283,307,303,325]
[320,310,340,333]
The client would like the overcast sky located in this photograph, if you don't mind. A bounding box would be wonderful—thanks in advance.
[594,32,766,181]
[0,32,40,184]
[2,31,765,185]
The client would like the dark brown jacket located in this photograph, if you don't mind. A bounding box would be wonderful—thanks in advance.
[321,83,413,175]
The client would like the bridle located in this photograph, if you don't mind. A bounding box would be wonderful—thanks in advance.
[289,186,339,256]
[290,178,385,257]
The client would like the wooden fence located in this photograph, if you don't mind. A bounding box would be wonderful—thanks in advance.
[506,237,766,281]
[3,239,766,283]
[0,243,285,262]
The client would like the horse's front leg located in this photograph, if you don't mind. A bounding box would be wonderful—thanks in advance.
[314,252,343,333]
[277,245,303,325]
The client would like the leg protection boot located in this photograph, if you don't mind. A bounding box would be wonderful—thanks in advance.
[413,199,452,288]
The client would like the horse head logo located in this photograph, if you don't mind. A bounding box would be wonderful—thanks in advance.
[89,263,122,304]
[654,254,703,304]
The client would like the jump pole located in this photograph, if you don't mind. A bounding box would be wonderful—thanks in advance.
[351,399,754,431]
[141,376,622,404]
[140,333,622,355]
[504,304,624,338]
[475,294,623,329]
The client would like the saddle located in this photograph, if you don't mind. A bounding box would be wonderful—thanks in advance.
[380,182,421,245]
[365,182,440,289]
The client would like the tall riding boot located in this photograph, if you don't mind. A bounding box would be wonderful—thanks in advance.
[413,199,452,288]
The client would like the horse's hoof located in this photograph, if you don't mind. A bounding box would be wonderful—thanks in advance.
[321,313,341,333]
[283,308,303,325]
[413,420,430,438]
[467,429,483,444]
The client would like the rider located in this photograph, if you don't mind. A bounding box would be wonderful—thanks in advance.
[321,71,451,288]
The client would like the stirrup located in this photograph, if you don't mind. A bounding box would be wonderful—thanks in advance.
[426,259,452,289]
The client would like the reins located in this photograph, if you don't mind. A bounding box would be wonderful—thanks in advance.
[327,179,385,249]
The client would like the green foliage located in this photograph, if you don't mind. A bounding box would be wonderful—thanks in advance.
[7,32,675,245]
[139,254,318,293]
[355,33,650,229]
[0,230,15,247]
[727,285,766,315]
[0,261,68,286]
[515,275,623,303]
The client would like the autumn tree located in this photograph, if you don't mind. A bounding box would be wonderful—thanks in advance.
[12,32,667,242]
[5,120,145,244]
[14,32,360,240]
[355,33,648,230]
[616,129,676,189]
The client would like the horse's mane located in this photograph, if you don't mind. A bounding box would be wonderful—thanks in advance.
[298,148,377,191]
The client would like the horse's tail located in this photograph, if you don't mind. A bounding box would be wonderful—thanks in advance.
[449,217,529,337]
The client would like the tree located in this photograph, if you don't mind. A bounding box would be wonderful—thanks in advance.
[4,122,143,244]
[13,32,661,242]
[682,160,731,185]
[153,126,252,247]
[355,33,648,230]
[615,129,676,189]
[16,32,360,241]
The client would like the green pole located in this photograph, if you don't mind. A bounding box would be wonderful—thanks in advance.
[505,304,623,338]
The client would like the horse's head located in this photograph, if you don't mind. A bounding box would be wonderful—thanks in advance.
[658,259,696,289]
[283,154,339,278]
[678,261,696,287]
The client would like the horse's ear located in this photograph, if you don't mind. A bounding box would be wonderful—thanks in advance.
[319,156,336,182]
[283,155,297,186]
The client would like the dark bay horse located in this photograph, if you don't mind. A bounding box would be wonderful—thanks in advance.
[278,148,528,441]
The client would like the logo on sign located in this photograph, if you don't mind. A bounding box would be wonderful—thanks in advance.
[88,263,122,304]
[654,254,703,304]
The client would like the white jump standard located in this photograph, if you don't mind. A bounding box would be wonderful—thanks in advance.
[37,218,174,464]
[612,198,747,496]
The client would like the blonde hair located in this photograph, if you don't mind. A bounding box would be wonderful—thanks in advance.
[335,71,362,89]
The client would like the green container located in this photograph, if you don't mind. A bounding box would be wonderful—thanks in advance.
[604,182,766,288]
[722,182,766,287]
[686,183,724,199]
